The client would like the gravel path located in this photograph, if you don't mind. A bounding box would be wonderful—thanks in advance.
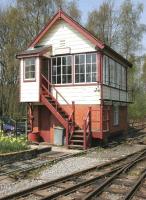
[0,144,145,197]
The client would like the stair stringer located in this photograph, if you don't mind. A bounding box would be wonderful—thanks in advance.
[41,95,68,129]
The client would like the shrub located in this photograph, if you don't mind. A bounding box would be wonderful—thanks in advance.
[0,136,29,153]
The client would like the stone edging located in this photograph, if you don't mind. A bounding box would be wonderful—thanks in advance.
[0,146,51,165]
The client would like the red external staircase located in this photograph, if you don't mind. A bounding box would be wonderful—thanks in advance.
[40,74,92,149]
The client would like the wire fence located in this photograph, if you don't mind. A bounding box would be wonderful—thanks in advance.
[0,116,27,138]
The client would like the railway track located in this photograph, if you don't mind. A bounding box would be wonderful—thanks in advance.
[1,148,146,200]
[0,151,72,183]
[106,127,146,148]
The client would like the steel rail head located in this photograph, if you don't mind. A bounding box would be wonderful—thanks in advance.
[1,148,146,200]
[38,165,124,200]
[123,154,146,173]
[82,149,146,200]
[123,169,146,200]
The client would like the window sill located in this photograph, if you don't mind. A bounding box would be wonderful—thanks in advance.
[23,78,36,82]
[113,124,119,127]
[52,82,98,87]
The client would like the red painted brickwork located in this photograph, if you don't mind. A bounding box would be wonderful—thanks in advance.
[102,105,128,140]
[32,106,39,132]
[29,104,128,145]
[39,105,62,143]
[109,105,128,133]
[62,104,101,130]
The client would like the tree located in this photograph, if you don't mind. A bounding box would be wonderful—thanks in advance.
[86,1,119,47]
[118,0,146,59]
[141,55,146,89]
[66,0,81,22]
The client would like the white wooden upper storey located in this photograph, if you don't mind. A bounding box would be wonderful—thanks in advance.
[17,10,132,104]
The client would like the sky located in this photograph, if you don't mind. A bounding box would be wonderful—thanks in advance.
[0,0,146,53]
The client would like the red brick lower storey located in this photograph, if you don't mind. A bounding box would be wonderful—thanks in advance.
[28,104,128,145]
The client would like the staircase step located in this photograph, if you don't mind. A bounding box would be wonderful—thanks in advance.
[75,126,81,130]
[61,114,68,118]
[72,135,84,138]
[74,130,84,133]
[70,140,83,143]
[68,145,84,149]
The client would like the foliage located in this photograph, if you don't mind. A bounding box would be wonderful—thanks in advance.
[86,1,118,47]
[128,90,146,121]
[0,135,29,153]
[141,55,146,89]
[118,0,146,59]
[86,0,146,59]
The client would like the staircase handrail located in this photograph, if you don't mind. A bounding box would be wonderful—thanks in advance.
[83,107,91,149]
[41,74,71,107]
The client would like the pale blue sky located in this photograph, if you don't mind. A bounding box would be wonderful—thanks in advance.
[1,0,146,53]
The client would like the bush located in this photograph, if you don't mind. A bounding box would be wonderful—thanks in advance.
[0,136,29,153]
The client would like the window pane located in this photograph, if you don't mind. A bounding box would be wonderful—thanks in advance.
[52,66,56,75]
[80,55,85,64]
[25,66,29,72]
[86,54,91,63]
[80,64,85,73]
[31,72,35,78]
[52,58,56,66]
[62,66,66,74]
[30,59,35,65]
[62,75,66,83]
[30,65,35,71]
[62,57,66,65]
[57,57,61,65]
[92,54,96,63]
[80,74,85,82]
[75,74,79,83]
[52,76,56,84]
[86,73,91,82]
[57,75,61,83]
[25,73,29,79]
[75,55,79,64]
[67,75,72,83]
[92,64,96,72]
[75,65,79,73]
[67,56,71,65]
[52,56,72,84]
[57,66,61,75]
[24,58,35,79]
[86,64,91,73]
[92,73,96,82]
[67,66,71,74]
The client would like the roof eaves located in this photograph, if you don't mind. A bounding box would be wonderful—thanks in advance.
[28,9,105,49]
[103,45,132,67]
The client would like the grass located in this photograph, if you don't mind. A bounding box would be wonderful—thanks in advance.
[0,132,29,153]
